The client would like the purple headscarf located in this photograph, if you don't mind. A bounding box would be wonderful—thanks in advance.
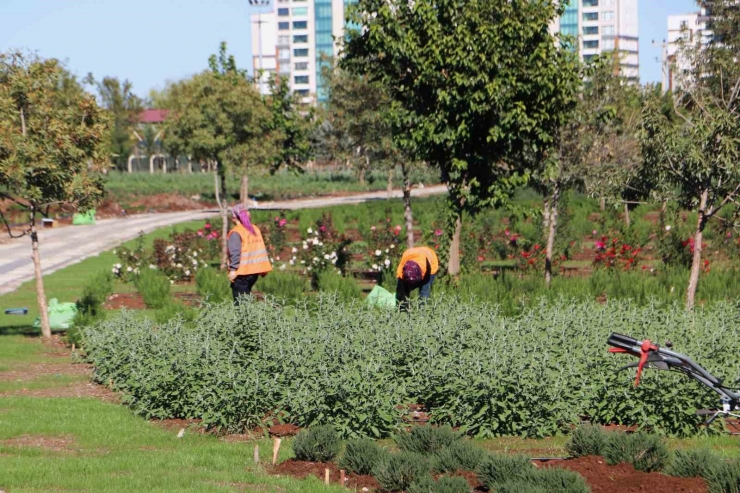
[231,204,256,235]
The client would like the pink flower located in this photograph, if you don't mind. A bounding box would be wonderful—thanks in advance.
[204,223,211,230]
[504,229,510,237]
[477,255,485,262]
[371,226,376,231]
[727,232,733,238]
[595,240,606,250]
[197,230,204,237]
[434,229,443,237]
[279,219,287,227]
[395,225,402,231]
[592,230,597,236]
[274,216,279,221]
[319,225,326,232]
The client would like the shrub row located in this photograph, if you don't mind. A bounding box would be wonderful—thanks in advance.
[82,296,740,437]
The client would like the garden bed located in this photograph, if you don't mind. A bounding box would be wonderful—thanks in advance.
[271,456,708,492]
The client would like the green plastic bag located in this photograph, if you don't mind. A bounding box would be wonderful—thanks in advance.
[72,209,96,225]
[365,285,397,309]
[33,298,78,330]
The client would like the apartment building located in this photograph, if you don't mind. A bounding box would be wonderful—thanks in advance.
[552,0,640,82]
[250,0,348,104]
[665,9,712,91]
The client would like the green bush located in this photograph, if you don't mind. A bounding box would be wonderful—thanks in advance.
[339,439,387,475]
[525,467,590,493]
[154,301,195,325]
[494,481,548,493]
[372,451,429,492]
[565,424,608,458]
[257,271,308,301]
[195,267,231,303]
[475,454,533,489]
[292,425,341,462]
[432,440,486,473]
[395,426,462,455]
[316,270,362,303]
[667,449,740,493]
[135,268,171,309]
[407,474,471,493]
[704,461,740,493]
[70,271,114,345]
[604,432,669,472]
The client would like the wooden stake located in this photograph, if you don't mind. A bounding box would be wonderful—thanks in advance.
[324,468,330,485]
[272,437,282,465]
[253,444,260,464]
[340,469,346,486]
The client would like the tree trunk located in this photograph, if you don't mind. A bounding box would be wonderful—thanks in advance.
[240,174,249,208]
[214,168,229,270]
[686,189,708,311]
[30,212,51,338]
[659,200,668,230]
[358,157,367,185]
[600,197,606,212]
[545,185,560,287]
[387,167,393,198]
[448,212,463,276]
[543,196,550,230]
[402,162,414,248]
[623,202,631,227]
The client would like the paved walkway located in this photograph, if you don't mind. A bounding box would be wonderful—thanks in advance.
[0,185,447,295]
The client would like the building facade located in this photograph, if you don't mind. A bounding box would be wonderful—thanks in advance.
[251,0,348,104]
[666,9,712,91]
[551,0,640,82]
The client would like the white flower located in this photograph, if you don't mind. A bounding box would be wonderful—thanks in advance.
[313,257,319,263]
[292,247,298,253]
[303,244,308,250]
[318,242,323,247]
[384,258,391,267]
[127,266,133,272]
[116,263,122,269]
[184,269,191,276]
[375,250,382,256]
[289,259,295,265]
[372,263,379,270]
[385,249,389,254]
[280,263,287,270]
[307,266,312,271]
[192,260,198,266]
[176,263,182,268]
[313,238,319,245]
[111,267,117,273]
[112,250,117,254]
[331,258,337,265]
[390,244,395,249]
[170,280,174,285]
[193,252,198,257]
[324,254,330,260]
[665,225,672,231]
[300,260,305,264]
[307,227,313,234]
[149,264,157,269]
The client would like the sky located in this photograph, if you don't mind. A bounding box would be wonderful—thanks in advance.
[1,0,700,100]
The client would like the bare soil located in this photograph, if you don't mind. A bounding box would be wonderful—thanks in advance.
[540,456,707,493]
[271,459,379,491]
[1,434,77,453]
[103,293,147,310]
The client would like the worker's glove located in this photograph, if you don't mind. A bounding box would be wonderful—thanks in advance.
[228,270,238,282]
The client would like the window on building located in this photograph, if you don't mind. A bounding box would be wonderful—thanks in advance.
[296,89,310,96]
[292,7,308,16]
[583,12,598,21]
[295,62,309,70]
[278,8,289,16]
[602,25,615,35]
[294,48,309,57]
[601,11,615,21]
[278,35,290,46]
[583,40,599,49]
[278,22,289,30]
[584,54,597,62]
[582,0,598,6]
[278,48,291,59]
[293,34,308,43]
[583,26,599,35]
[294,75,309,84]
[681,20,688,30]
[602,39,615,50]
[293,20,307,29]
[601,0,614,5]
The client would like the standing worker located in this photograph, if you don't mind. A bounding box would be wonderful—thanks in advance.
[396,246,439,309]
[227,204,272,303]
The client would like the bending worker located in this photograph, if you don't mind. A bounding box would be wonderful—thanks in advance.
[227,204,272,303]
[396,245,439,309]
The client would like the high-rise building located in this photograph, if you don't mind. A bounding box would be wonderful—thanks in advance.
[665,9,712,91]
[250,0,349,104]
[551,0,640,82]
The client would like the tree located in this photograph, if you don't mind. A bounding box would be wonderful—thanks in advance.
[163,43,272,268]
[641,34,740,310]
[89,76,143,172]
[0,52,108,337]
[321,64,418,247]
[266,74,314,176]
[342,0,580,274]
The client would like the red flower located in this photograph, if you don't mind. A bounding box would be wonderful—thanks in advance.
[534,244,541,251]
[477,255,485,262]
[204,223,211,229]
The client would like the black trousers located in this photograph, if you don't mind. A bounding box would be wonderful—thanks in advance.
[232,274,259,304]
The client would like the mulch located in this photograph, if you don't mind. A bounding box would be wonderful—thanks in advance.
[104,293,147,310]
[271,459,379,491]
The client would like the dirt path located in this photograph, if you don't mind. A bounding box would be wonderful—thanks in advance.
[0,185,448,296]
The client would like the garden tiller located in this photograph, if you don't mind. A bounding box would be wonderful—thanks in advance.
[607,332,740,432]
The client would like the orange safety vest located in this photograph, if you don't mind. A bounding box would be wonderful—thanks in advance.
[228,224,273,277]
[396,246,439,279]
